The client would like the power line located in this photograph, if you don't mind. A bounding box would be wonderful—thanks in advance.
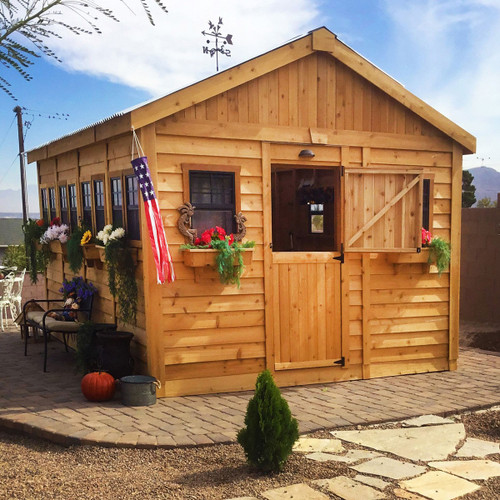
[0,115,16,150]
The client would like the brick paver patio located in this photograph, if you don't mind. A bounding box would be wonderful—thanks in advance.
[0,327,498,448]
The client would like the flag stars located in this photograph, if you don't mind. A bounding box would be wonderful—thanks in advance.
[139,173,144,179]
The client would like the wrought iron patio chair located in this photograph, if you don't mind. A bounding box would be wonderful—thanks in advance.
[23,294,94,372]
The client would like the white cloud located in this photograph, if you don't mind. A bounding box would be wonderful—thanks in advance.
[46,0,321,97]
[383,0,500,171]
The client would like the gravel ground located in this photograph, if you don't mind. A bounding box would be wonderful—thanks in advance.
[0,408,498,500]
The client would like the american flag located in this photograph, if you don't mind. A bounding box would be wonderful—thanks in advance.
[131,156,175,284]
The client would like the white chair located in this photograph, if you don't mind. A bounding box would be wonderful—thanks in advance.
[10,268,26,318]
[0,274,16,331]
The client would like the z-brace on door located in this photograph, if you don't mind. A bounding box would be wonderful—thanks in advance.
[344,168,423,252]
[269,165,343,371]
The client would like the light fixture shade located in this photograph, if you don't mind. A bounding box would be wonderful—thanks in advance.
[298,149,315,158]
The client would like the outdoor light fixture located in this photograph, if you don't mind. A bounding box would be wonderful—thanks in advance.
[298,149,315,158]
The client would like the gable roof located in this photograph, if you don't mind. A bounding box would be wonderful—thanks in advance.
[28,27,475,163]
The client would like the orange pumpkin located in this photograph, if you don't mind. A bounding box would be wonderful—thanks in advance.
[81,371,116,402]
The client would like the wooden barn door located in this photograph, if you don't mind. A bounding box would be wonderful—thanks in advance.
[266,164,344,371]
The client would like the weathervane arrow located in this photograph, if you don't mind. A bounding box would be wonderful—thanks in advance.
[202,18,234,72]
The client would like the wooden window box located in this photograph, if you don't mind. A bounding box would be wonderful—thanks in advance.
[48,240,66,255]
[387,249,429,264]
[182,248,254,268]
[48,240,68,263]
[95,245,138,265]
[82,244,103,269]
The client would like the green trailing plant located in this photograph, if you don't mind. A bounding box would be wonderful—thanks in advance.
[428,237,451,276]
[180,226,255,287]
[212,239,255,288]
[67,224,89,273]
[22,218,50,283]
[237,369,299,473]
[97,225,138,325]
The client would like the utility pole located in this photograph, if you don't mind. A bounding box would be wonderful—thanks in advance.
[13,106,29,222]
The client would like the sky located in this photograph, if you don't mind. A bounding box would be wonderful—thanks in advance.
[1,0,499,206]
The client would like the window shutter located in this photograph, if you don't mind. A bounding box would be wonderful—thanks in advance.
[344,168,423,252]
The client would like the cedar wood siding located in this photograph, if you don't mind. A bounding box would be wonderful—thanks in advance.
[153,52,456,396]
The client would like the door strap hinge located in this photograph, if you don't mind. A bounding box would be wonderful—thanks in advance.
[334,356,345,367]
[333,243,344,263]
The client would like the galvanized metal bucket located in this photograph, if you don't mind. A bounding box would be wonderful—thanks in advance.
[119,375,161,406]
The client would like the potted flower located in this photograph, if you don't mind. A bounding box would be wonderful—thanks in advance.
[388,228,451,275]
[180,226,255,287]
[423,229,451,276]
[22,218,50,283]
[40,217,69,258]
[96,225,138,325]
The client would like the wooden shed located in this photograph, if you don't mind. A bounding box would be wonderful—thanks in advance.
[27,27,476,397]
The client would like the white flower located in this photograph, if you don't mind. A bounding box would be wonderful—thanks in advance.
[102,234,109,245]
[109,227,125,241]
[103,224,113,233]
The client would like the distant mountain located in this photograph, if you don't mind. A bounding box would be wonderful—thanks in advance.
[0,185,39,216]
[465,167,500,206]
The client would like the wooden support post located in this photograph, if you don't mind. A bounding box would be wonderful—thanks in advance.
[139,124,166,396]
[449,142,462,370]
[362,253,371,379]
[262,141,275,371]
[340,146,350,366]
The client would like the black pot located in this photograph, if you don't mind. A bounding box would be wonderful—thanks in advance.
[95,331,134,379]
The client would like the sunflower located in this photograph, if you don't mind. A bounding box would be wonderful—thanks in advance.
[80,230,92,246]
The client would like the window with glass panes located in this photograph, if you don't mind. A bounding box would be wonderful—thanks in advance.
[125,175,140,240]
[93,179,105,232]
[59,185,69,225]
[41,188,48,223]
[111,177,123,227]
[69,184,78,229]
[189,171,236,234]
[81,182,92,229]
[48,187,56,220]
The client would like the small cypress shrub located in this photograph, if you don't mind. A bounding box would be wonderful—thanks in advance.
[237,369,299,473]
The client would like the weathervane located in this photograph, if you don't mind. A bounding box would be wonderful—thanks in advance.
[202,18,233,72]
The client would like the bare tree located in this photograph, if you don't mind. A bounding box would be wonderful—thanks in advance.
[0,0,168,98]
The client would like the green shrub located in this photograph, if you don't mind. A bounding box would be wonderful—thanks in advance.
[237,369,299,473]
[2,245,28,269]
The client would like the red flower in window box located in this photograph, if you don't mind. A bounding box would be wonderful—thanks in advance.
[197,227,235,247]
[36,219,45,227]
[50,216,61,227]
[421,227,432,247]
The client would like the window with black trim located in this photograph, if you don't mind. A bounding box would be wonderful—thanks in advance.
[111,177,123,227]
[81,182,92,229]
[189,171,236,234]
[59,185,69,226]
[125,175,140,240]
[41,188,48,223]
[69,184,78,229]
[93,178,105,232]
[48,187,56,220]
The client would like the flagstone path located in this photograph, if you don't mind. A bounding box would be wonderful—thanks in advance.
[229,411,500,500]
